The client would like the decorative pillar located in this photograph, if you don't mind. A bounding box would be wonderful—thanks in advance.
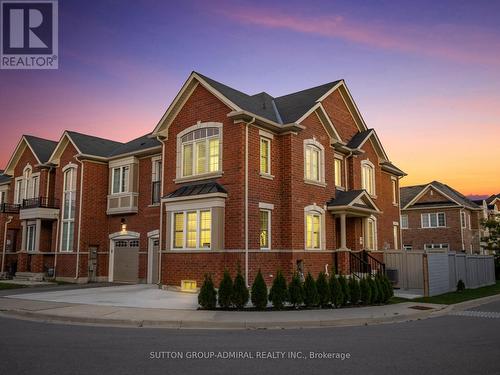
[339,213,347,250]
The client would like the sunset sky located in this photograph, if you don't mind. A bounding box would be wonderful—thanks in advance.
[0,0,499,196]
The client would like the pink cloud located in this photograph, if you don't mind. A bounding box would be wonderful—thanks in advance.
[217,6,500,66]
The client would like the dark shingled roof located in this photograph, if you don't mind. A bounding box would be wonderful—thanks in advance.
[109,134,161,158]
[401,181,480,210]
[0,172,11,185]
[24,135,57,164]
[346,129,373,149]
[66,131,124,158]
[327,190,366,207]
[164,181,227,199]
[196,72,341,124]
[486,194,500,204]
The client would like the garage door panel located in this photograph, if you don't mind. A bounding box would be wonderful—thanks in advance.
[113,240,139,283]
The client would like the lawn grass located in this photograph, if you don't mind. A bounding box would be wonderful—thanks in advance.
[410,281,500,305]
[0,282,28,290]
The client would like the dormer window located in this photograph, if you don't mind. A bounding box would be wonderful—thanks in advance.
[181,127,220,178]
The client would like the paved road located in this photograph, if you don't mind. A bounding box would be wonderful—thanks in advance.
[1,299,500,375]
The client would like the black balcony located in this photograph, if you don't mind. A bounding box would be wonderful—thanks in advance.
[0,203,20,214]
[22,197,60,210]
[152,181,161,204]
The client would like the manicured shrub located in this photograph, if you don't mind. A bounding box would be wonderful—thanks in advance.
[383,274,394,302]
[251,270,268,310]
[217,269,233,309]
[359,277,371,305]
[269,270,288,309]
[231,267,249,309]
[338,275,350,306]
[198,274,217,310]
[329,274,343,308]
[303,272,319,308]
[368,276,379,304]
[348,277,361,305]
[288,272,304,308]
[456,279,465,292]
[316,272,330,308]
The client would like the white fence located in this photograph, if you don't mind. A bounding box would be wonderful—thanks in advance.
[384,251,495,297]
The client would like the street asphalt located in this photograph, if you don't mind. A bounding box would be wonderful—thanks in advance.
[1,299,499,375]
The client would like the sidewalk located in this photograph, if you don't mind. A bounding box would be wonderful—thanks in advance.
[0,296,448,329]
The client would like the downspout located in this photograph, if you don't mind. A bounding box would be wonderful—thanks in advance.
[245,117,256,286]
[398,176,403,250]
[74,157,84,280]
[344,151,353,190]
[158,137,165,286]
[53,216,60,279]
[1,216,13,274]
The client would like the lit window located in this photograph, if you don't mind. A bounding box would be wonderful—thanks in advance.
[260,138,271,175]
[61,168,76,252]
[365,218,376,250]
[334,158,343,187]
[171,209,212,249]
[421,213,446,228]
[391,178,397,204]
[305,145,321,182]
[361,161,375,195]
[181,127,221,178]
[112,166,129,194]
[401,214,408,229]
[306,213,321,249]
[260,210,271,249]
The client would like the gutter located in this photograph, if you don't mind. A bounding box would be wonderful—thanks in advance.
[1,216,13,274]
[245,117,256,286]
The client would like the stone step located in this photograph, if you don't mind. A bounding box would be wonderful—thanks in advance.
[14,272,45,282]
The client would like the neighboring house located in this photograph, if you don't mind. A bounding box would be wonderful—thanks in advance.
[400,181,482,254]
[473,194,500,253]
[0,71,406,287]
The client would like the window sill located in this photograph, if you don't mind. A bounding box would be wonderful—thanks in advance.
[174,172,223,184]
[260,173,274,180]
[392,202,398,207]
[335,186,345,191]
[148,203,160,208]
[304,179,327,187]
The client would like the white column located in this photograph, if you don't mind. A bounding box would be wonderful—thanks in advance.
[339,213,347,250]
[21,221,27,251]
[35,219,42,252]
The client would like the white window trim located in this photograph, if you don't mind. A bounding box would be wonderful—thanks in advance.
[391,176,398,205]
[26,224,36,252]
[60,168,76,252]
[170,208,212,250]
[393,223,399,250]
[111,165,130,195]
[14,177,23,204]
[259,136,272,178]
[361,159,376,197]
[421,212,446,228]
[424,243,449,250]
[303,139,326,186]
[364,215,378,251]
[151,156,162,182]
[334,156,344,188]
[401,214,409,229]
[175,122,223,183]
[461,211,466,229]
[304,204,325,250]
[260,209,271,250]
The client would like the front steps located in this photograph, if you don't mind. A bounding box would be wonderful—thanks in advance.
[14,272,45,282]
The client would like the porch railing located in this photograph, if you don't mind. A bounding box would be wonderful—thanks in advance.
[0,203,20,214]
[22,197,60,210]
[349,250,385,278]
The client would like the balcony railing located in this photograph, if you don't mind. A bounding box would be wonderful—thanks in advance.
[152,181,161,204]
[0,203,20,214]
[22,197,60,210]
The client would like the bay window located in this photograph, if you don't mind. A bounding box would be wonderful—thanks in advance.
[181,127,221,178]
[112,166,129,194]
[172,209,212,249]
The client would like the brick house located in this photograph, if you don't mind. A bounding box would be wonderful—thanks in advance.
[400,181,482,253]
[1,72,405,287]
[473,194,500,253]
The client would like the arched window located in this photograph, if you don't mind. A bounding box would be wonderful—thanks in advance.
[61,167,76,252]
[179,125,221,178]
[364,216,377,250]
[304,204,325,250]
[361,160,376,196]
[304,139,325,184]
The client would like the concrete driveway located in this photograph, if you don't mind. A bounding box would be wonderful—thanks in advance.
[6,284,198,310]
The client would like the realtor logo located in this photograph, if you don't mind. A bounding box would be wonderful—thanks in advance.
[1,0,58,69]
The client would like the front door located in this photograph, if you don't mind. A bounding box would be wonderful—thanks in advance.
[148,238,159,284]
[112,239,139,283]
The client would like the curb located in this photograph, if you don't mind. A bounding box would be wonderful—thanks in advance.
[431,293,500,317]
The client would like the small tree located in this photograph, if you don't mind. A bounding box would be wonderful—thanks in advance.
[316,272,330,308]
[303,272,319,308]
[251,270,268,310]
[269,270,288,309]
[348,277,361,305]
[359,277,371,305]
[329,274,344,308]
[338,275,350,306]
[456,279,465,292]
[288,272,304,308]
[198,274,217,309]
[218,269,233,309]
[368,276,379,304]
[232,267,249,309]
[384,274,394,301]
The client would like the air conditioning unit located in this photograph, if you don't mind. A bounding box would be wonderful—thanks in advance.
[386,268,398,285]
